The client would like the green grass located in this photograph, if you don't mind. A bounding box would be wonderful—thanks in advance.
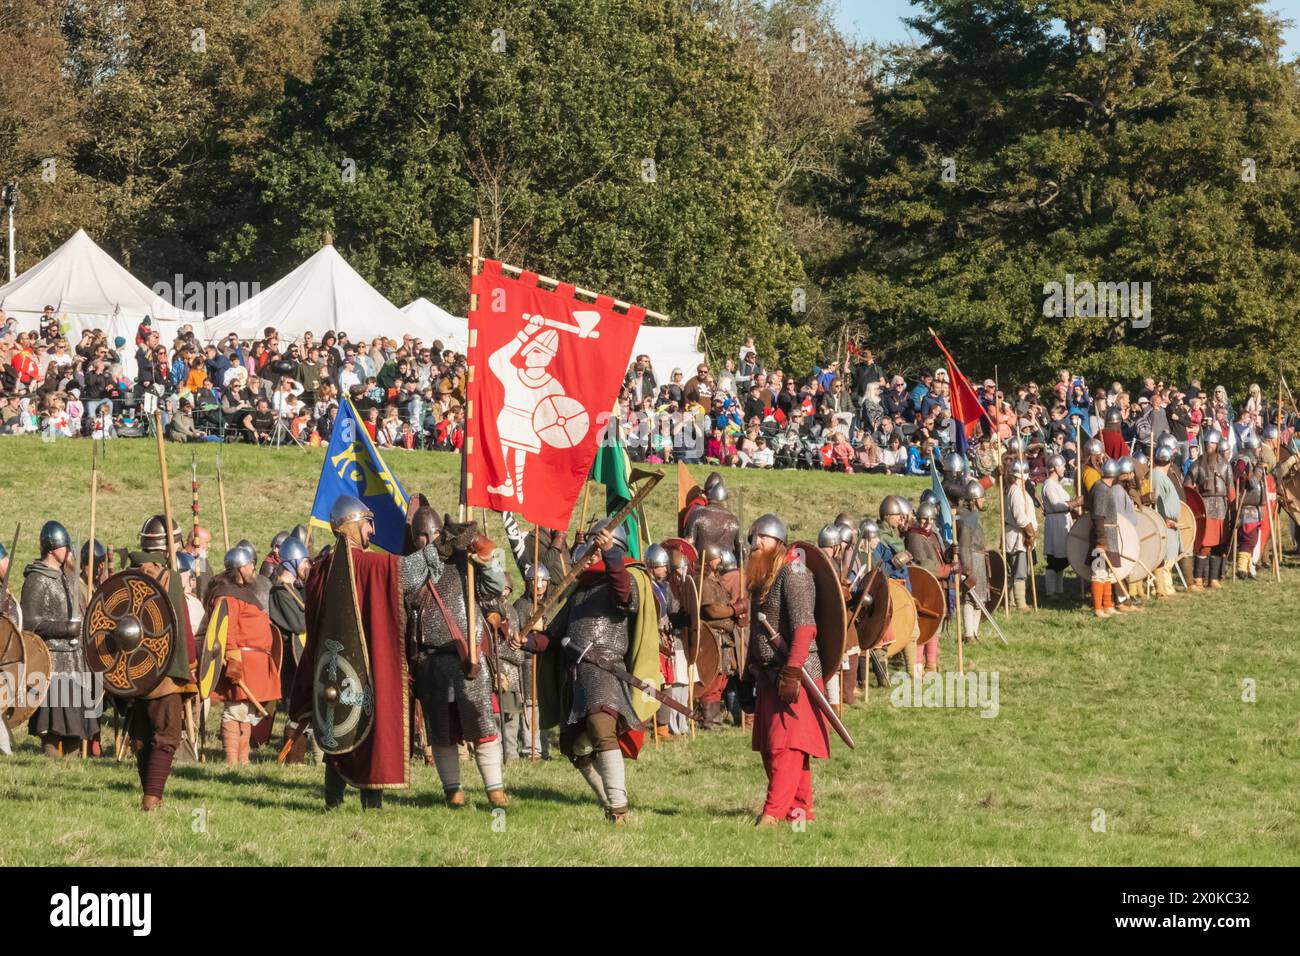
[2,436,1299,865]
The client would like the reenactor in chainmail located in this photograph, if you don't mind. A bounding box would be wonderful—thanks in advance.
[1233,435,1267,580]
[743,513,828,827]
[21,521,96,758]
[510,563,551,759]
[873,496,919,675]
[1187,429,1234,589]
[1088,459,1123,617]
[955,481,989,641]
[1113,456,1147,604]
[407,504,511,808]
[905,500,954,673]
[832,513,862,582]
[683,477,741,560]
[816,524,855,706]
[515,519,649,823]
[941,451,971,509]
[697,544,741,729]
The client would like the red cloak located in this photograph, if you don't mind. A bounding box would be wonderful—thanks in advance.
[291,546,408,789]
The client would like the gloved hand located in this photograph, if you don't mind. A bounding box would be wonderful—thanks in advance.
[777,665,801,704]
[224,656,244,684]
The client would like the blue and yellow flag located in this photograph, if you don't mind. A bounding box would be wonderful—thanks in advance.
[310,398,410,552]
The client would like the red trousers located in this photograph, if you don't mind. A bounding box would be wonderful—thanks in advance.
[761,748,814,821]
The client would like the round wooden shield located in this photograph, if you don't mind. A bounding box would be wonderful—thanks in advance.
[313,546,374,755]
[83,569,177,700]
[1277,458,1300,526]
[884,579,918,659]
[198,597,230,700]
[907,566,946,644]
[693,622,721,692]
[1066,514,1141,582]
[1183,485,1207,549]
[5,630,51,727]
[791,541,848,677]
[986,551,1006,611]
[1131,507,1167,581]
[1,617,27,728]
[1176,502,1196,557]
[853,567,891,652]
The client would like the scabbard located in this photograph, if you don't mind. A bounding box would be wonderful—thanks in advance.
[560,638,691,719]
[756,618,855,749]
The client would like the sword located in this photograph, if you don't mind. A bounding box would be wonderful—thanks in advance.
[558,637,691,718]
[754,613,855,749]
[960,582,1009,645]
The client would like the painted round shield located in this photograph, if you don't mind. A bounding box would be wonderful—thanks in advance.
[1131,507,1167,581]
[791,542,848,677]
[313,546,374,754]
[533,395,589,449]
[83,569,177,699]
[1177,502,1196,557]
[693,622,721,691]
[5,630,51,728]
[907,566,946,644]
[1183,485,1207,549]
[884,579,918,659]
[1277,458,1300,526]
[853,567,892,652]
[986,551,1006,611]
[198,597,230,700]
[1,617,30,728]
[669,572,700,662]
[1066,514,1141,582]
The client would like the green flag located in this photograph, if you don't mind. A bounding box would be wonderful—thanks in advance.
[591,418,641,558]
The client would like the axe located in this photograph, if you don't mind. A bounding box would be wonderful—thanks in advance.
[525,310,602,340]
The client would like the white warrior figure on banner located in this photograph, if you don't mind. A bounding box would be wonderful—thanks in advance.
[486,311,595,503]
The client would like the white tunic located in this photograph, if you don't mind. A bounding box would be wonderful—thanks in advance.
[1003,480,1039,553]
[1040,477,1074,558]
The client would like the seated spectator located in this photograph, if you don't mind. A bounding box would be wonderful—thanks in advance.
[167,399,207,443]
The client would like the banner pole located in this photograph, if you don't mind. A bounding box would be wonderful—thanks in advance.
[531,530,540,760]
[460,217,481,523]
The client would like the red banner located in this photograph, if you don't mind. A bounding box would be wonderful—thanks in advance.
[466,260,645,529]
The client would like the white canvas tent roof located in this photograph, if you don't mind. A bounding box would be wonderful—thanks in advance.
[400,297,468,352]
[396,304,704,380]
[0,229,204,376]
[205,243,411,343]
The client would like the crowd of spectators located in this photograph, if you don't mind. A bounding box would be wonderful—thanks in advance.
[2,313,1290,484]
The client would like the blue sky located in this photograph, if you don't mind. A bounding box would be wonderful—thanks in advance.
[833,0,1300,51]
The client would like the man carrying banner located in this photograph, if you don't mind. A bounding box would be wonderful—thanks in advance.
[515,519,658,823]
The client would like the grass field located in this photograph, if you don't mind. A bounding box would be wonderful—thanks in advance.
[2,436,1299,866]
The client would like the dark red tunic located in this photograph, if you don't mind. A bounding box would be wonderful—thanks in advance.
[291,546,408,789]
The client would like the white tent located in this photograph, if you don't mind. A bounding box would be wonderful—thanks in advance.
[393,305,704,381]
[205,243,410,343]
[399,297,468,352]
[0,229,205,376]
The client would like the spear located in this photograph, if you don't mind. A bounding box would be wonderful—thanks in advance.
[190,452,200,537]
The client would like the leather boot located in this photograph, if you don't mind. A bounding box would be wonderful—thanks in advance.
[1236,551,1251,580]
[1209,555,1224,588]
[324,762,346,809]
[360,789,383,810]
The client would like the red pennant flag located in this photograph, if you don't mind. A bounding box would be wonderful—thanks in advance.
[467,260,646,529]
[931,331,986,439]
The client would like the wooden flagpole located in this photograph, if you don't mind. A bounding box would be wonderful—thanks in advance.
[470,256,668,322]
[530,530,540,760]
[154,412,197,758]
[460,218,481,524]
[87,442,98,599]
[216,456,230,552]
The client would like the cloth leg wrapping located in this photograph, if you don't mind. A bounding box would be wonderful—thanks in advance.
[594,748,627,810]
[432,742,462,793]
[1102,582,1114,609]
[138,695,182,799]
[962,602,980,638]
[237,722,252,764]
[472,737,505,792]
[221,720,240,763]
[573,754,608,807]
[1091,582,1105,611]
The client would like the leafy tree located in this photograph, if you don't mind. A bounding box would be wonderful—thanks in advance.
[833,0,1300,390]
[233,0,802,363]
